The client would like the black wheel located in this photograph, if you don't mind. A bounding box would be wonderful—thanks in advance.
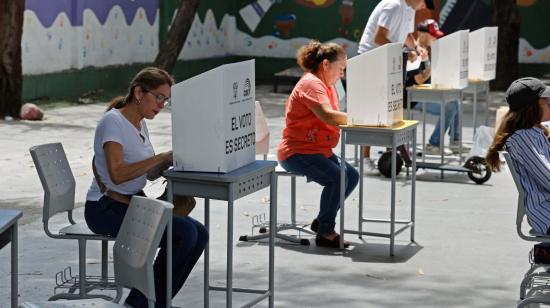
[464,156,492,184]
[259,226,268,233]
[377,151,403,178]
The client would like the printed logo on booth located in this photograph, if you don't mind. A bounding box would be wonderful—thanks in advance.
[243,78,251,97]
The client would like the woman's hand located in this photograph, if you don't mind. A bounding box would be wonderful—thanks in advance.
[147,151,173,181]
[104,141,175,184]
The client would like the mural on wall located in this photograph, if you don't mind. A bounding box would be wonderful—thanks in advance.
[22,0,159,75]
[21,0,550,75]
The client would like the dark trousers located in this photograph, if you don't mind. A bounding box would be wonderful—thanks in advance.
[85,195,208,308]
[280,154,359,235]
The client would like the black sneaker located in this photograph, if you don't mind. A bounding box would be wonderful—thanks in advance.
[315,234,350,249]
[310,218,319,233]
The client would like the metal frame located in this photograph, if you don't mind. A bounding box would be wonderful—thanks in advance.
[0,209,22,308]
[407,86,464,178]
[164,160,277,308]
[503,152,550,307]
[29,143,117,301]
[462,79,490,137]
[240,167,314,245]
[339,121,418,256]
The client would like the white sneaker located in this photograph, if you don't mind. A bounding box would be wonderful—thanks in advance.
[364,158,380,176]
[449,141,471,154]
[424,144,453,156]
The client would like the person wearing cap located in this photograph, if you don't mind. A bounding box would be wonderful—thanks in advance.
[357,0,435,175]
[486,77,550,235]
[406,19,469,155]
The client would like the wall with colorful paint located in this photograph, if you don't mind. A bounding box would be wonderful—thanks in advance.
[21,0,549,99]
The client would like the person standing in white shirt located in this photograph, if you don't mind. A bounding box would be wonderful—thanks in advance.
[357,0,435,175]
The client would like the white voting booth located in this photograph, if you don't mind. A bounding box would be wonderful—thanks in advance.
[431,30,469,89]
[346,42,403,126]
[171,60,256,173]
[468,27,498,81]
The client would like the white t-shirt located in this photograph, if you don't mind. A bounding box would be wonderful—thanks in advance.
[86,109,155,201]
[357,0,415,54]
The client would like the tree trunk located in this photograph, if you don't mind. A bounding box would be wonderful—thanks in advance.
[491,0,521,91]
[154,0,201,73]
[0,0,25,119]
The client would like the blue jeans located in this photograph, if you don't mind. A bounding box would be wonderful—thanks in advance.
[280,154,359,236]
[413,101,460,146]
[85,195,208,308]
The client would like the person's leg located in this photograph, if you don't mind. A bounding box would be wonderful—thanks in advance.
[449,101,460,141]
[125,216,208,308]
[280,154,358,236]
[171,217,208,293]
[422,102,443,146]
[84,197,127,237]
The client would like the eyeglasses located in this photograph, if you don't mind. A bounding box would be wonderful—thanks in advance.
[146,90,171,107]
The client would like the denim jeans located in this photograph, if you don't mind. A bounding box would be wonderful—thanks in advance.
[85,195,208,308]
[413,101,460,146]
[279,154,359,236]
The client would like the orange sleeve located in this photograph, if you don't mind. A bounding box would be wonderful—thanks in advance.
[297,79,331,110]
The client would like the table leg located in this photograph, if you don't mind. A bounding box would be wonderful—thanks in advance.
[411,130,417,242]
[167,209,173,308]
[440,102,445,179]
[358,147,364,238]
[339,132,346,250]
[204,199,210,308]
[390,139,396,257]
[11,223,17,308]
[422,102,426,163]
[485,84,490,126]
[167,180,173,307]
[473,87,478,137]
[227,200,234,308]
[269,173,277,308]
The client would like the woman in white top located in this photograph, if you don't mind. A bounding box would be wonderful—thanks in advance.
[84,67,208,308]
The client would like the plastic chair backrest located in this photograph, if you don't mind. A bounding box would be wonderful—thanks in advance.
[502,152,529,239]
[113,196,173,303]
[255,101,270,157]
[29,143,76,223]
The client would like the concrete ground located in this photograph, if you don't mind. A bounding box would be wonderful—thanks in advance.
[0,84,536,307]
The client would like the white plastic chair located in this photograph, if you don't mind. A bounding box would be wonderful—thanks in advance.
[503,152,550,307]
[29,143,117,300]
[20,196,174,308]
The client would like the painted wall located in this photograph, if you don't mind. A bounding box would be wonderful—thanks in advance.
[21,0,550,77]
[22,0,159,75]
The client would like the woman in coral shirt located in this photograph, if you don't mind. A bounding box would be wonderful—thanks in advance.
[278,41,359,248]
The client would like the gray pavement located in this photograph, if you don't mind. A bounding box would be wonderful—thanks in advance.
[0,84,534,307]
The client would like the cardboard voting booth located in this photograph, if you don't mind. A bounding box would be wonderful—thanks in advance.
[431,30,469,89]
[254,101,270,156]
[171,60,256,173]
[468,27,498,81]
[346,42,403,126]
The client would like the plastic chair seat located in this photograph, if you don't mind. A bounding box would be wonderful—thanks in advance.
[275,165,303,177]
[59,223,112,238]
[20,299,120,307]
[529,229,550,238]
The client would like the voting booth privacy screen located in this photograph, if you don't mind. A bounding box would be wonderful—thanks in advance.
[431,30,469,89]
[346,42,403,126]
[468,27,498,81]
[171,60,256,173]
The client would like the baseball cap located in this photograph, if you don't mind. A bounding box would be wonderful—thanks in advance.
[424,0,435,10]
[506,77,550,111]
[417,19,444,38]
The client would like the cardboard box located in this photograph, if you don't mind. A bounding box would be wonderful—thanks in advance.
[171,60,256,173]
[468,27,498,81]
[346,42,403,126]
[431,30,469,89]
